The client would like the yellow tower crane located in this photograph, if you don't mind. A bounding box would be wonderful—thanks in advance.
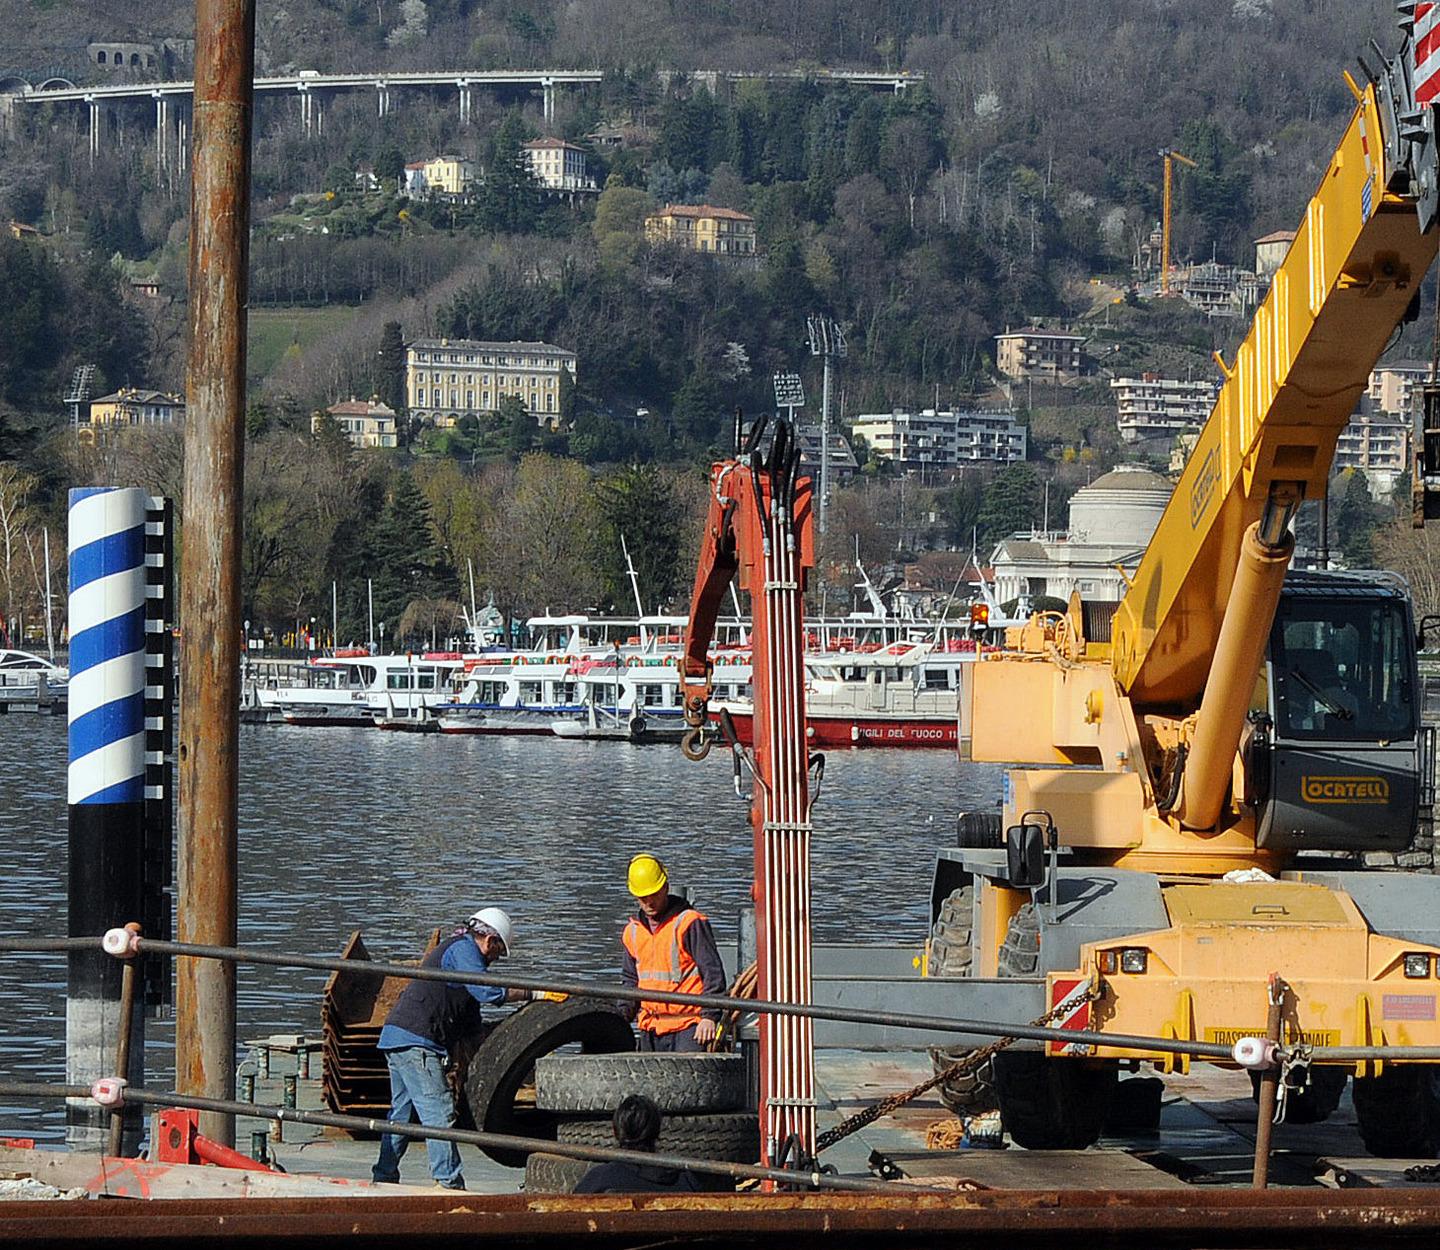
[1160,148,1197,294]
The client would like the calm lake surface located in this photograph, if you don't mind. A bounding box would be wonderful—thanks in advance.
[0,716,1002,1140]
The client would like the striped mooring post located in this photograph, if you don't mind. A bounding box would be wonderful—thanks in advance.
[65,487,170,1149]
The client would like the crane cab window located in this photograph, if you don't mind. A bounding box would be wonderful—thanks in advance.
[1269,599,1414,741]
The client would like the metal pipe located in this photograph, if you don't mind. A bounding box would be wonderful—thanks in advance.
[0,933,1240,1058]
[0,1083,929,1195]
[1175,522,1294,830]
[177,0,256,1149]
[106,931,140,1159]
[1251,976,1286,1190]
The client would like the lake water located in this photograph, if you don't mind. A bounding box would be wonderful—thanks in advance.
[0,715,1002,1140]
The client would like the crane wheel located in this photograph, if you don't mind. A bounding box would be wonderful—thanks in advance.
[926,885,998,1113]
[1352,1065,1440,1158]
[992,903,1116,1149]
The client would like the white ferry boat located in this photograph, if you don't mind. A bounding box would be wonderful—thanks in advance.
[255,653,464,726]
[548,650,753,741]
[713,639,977,749]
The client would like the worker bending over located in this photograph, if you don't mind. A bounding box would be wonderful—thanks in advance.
[372,907,532,1189]
[621,853,726,1052]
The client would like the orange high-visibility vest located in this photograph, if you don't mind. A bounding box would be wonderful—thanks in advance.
[624,907,706,1035]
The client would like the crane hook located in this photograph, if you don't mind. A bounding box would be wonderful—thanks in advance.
[681,726,713,761]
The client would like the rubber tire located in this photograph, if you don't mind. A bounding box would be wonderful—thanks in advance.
[1352,1066,1440,1158]
[926,885,998,1114]
[524,1151,591,1194]
[1249,1066,1348,1125]
[556,1112,759,1163]
[535,1053,746,1114]
[992,903,1116,1150]
[462,997,635,1168]
[957,810,1003,849]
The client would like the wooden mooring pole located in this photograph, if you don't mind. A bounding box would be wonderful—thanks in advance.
[176,0,255,1147]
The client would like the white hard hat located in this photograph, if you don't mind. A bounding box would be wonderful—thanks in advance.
[468,907,515,955]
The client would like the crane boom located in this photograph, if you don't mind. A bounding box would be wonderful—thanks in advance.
[1115,73,1440,709]
[678,418,818,1173]
[1160,148,1197,296]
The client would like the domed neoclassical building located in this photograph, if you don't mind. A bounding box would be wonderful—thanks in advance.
[989,466,1173,605]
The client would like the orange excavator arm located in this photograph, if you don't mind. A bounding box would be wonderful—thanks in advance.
[678,417,818,1172]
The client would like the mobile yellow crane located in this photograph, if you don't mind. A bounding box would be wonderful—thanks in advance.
[927,9,1440,1155]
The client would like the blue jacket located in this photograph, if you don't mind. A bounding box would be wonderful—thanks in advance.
[379,930,507,1054]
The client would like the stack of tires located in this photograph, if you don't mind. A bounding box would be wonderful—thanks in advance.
[524,1053,757,1193]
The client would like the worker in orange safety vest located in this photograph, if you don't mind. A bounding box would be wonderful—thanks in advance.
[620,853,727,1053]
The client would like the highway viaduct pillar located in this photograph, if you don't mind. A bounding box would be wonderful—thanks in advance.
[299,85,324,137]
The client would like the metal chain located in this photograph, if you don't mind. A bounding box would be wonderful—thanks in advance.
[814,977,1101,1153]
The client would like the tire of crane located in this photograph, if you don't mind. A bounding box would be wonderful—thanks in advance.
[1248,1065,1349,1125]
[956,811,1004,849]
[462,997,635,1169]
[1352,1065,1440,1158]
[926,884,999,1114]
[991,903,1116,1150]
[556,1112,759,1162]
[534,1053,747,1114]
[524,1151,592,1194]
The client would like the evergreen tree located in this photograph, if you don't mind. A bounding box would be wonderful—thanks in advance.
[558,366,577,425]
[1334,470,1378,567]
[978,464,1041,545]
[596,465,684,609]
[366,473,454,639]
[479,112,540,234]
[671,370,725,449]
[496,394,536,456]
[373,143,405,187]
[374,321,408,443]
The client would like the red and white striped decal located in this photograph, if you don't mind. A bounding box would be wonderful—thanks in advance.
[1048,977,1094,1056]
[1418,1,1440,107]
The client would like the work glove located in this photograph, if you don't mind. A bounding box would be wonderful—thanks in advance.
[534,990,569,1003]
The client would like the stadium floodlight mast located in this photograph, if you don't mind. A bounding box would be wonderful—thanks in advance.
[806,315,847,535]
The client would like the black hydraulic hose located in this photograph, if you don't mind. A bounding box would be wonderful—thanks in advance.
[744,413,768,457]
[0,933,1236,1059]
[1157,742,1187,814]
[0,1083,922,1194]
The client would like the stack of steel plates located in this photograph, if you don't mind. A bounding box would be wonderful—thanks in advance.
[322,929,439,1125]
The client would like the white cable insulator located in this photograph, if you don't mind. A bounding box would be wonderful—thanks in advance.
[90,1076,128,1107]
[1232,1035,1279,1070]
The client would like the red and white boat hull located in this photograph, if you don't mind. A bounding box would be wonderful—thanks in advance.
[718,709,957,749]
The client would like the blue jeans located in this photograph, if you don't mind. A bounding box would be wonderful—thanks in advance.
[372,1046,463,1188]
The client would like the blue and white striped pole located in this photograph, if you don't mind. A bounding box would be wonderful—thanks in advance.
[66,487,149,1148]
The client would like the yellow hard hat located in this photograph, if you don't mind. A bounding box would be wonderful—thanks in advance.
[627,853,668,898]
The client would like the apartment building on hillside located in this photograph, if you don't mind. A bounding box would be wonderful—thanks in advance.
[405,338,576,428]
[1111,374,1218,443]
[850,408,1027,474]
[994,328,1085,380]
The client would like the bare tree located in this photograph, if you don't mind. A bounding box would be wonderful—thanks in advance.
[1376,519,1440,622]
[0,463,36,644]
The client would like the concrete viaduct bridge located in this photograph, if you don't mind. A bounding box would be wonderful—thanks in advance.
[0,67,917,169]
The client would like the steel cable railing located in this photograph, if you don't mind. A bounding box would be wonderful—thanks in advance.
[0,1082,920,1195]
[10,929,1440,1063]
[1,930,1236,1059]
